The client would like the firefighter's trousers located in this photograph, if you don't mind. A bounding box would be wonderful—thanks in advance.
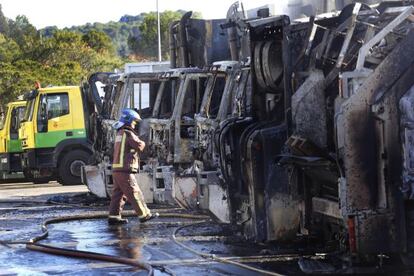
[109,171,150,218]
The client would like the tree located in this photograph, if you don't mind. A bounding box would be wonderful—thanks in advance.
[0,4,9,35]
[8,15,38,50]
[0,8,205,110]
[0,34,21,62]
[82,30,114,54]
[0,16,122,111]
[128,10,201,60]
[128,10,198,60]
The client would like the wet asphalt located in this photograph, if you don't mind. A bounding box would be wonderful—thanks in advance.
[0,182,306,275]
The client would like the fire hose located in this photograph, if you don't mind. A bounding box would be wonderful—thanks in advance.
[1,209,292,275]
[26,210,209,276]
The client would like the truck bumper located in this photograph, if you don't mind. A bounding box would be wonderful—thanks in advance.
[82,164,153,203]
[0,152,22,173]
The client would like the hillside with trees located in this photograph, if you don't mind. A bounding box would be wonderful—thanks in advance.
[41,10,201,59]
[0,4,201,110]
[0,4,122,108]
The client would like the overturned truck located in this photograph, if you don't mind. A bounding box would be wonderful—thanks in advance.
[216,0,414,272]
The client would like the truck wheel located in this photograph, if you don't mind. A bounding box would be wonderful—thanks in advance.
[58,150,90,185]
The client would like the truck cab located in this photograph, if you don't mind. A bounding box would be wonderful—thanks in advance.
[83,71,178,198]
[148,68,209,166]
[0,101,26,179]
[19,85,92,184]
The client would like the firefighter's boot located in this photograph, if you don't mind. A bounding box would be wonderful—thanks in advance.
[139,212,159,223]
[108,216,129,225]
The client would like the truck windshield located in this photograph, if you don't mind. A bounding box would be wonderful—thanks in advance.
[0,106,8,130]
[23,98,36,122]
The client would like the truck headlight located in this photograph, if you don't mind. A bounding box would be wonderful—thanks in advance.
[1,158,7,164]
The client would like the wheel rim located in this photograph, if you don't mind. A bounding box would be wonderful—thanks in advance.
[70,160,86,177]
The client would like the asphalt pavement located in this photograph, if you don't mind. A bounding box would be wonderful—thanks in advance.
[0,181,307,275]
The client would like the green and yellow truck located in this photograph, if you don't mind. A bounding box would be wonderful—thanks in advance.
[19,85,94,185]
[0,101,26,179]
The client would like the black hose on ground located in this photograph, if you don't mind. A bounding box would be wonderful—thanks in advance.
[26,243,154,273]
[172,221,285,276]
[1,209,303,275]
[27,210,210,275]
[0,209,209,275]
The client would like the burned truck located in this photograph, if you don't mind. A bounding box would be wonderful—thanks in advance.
[83,71,175,199]
[289,2,414,270]
[148,61,241,216]
[216,2,305,243]
[83,12,233,201]
[147,66,221,206]
[214,0,414,272]
[84,1,414,271]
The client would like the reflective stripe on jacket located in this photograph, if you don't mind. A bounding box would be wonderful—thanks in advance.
[112,126,145,173]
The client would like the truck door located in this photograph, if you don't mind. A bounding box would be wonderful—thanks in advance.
[173,74,207,163]
[8,106,25,153]
[0,107,7,153]
[36,92,73,148]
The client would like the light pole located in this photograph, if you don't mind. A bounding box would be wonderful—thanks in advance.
[157,0,162,61]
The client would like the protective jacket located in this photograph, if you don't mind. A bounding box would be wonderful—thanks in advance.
[112,126,145,173]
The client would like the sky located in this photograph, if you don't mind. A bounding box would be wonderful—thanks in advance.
[0,0,281,29]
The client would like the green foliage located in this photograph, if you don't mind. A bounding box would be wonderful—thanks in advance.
[59,10,201,60]
[0,5,203,109]
[0,4,9,35]
[128,10,201,60]
[82,30,115,54]
[64,17,144,58]
[0,34,21,62]
[0,6,122,110]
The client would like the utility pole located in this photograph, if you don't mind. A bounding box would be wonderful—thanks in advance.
[157,0,162,61]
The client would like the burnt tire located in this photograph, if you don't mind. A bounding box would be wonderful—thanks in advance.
[58,150,90,186]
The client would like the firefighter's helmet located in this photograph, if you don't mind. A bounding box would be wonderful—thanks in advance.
[113,108,142,129]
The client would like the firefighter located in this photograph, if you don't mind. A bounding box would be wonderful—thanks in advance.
[108,108,158,225]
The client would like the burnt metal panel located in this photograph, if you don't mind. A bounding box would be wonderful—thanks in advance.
[342,28,414,211]
[292,70,327,148]
[171,14,231,68]
[340,28,414,256]
[242,123,300,242]
[400,86,414,199]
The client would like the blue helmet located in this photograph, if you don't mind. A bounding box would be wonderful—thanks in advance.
[113,108,142,129]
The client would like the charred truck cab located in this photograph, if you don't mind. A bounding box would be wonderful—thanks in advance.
[0,101,26,179]
[165,61,242,217]
[149,63,251,209]
[147,67,209,205]
[19,85,93,185]
[84,71,179,199]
